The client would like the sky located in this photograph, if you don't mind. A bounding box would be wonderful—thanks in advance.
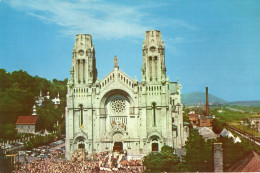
[0,0,260,102]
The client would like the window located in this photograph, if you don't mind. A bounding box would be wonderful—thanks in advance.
[152,103,156,126]
[79,104,83,127]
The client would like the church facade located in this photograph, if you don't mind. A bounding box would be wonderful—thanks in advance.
[65,30,188,159]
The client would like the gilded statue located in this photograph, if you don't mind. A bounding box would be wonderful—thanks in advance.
[114,56,118,67]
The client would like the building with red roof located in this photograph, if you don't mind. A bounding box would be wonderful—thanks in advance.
[227,151,260,172]
[15,105,38,134]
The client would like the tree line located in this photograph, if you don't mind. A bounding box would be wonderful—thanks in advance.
[0,69,67,141]
[143,120,260,172]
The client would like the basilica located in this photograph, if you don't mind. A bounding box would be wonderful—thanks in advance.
[65,30,189,159]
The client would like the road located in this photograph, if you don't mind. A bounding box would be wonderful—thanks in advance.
[11,142,66,164]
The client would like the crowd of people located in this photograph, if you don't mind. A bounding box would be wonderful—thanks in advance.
[17,149,143,172]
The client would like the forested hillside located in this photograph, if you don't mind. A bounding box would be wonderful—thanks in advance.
[182,92,227,105]
[0,69,67,139]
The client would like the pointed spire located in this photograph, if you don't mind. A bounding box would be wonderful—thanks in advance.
[57,92,59,98]
[40,90,42,97]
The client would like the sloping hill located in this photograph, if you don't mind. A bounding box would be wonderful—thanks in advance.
[228,101,260,106]
[182,92,227,105]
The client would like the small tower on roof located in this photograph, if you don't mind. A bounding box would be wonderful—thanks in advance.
[32,105,37,116]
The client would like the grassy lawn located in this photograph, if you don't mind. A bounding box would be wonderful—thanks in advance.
[231,124,260,137]
[212,107,250,122]
[211,106,260,136]
[228,105,260,113]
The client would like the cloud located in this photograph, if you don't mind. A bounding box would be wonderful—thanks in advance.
[6,0,196,39]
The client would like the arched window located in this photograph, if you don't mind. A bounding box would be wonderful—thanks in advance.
[154,56,158,80]
[149,56,152,80]
[79,104,83,128]
[152,102,156,126]
[77,59,80,83]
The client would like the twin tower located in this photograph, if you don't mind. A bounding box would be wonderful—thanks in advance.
[70,30,166,85]
[65,30,188,159]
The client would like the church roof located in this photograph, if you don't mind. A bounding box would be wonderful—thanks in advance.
[16,116,38,125]
[227,151,260,172]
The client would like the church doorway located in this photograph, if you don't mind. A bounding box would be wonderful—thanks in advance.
[152,143,158,152]
[113,142,123,152]
[78,143,85,149]
[76,137,85,149]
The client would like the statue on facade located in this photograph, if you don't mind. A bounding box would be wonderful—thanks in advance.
[114,56,118,67]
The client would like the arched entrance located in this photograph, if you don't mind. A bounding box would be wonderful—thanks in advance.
[113,142,123,152]
[74,136,86,150]
[152,143,158,151]
[78,142,85,149]
[148,135,160,152]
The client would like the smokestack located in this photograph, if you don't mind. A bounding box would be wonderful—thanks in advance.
[206,87,209,116]
[214,143,223,172]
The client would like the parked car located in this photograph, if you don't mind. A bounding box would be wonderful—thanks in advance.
[19,151,26,156]
[26,150,32,156]
[39,154,47,158]
[17,142,24,145]
[4,145,12,149]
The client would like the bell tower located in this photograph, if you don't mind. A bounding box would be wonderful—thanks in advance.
[141,30,166,84]
[70,34,97,85]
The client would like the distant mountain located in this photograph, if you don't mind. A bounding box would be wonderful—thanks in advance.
[182,92,227,105]
[227,101,260,106]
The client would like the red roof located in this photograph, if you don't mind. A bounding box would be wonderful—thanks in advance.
[227,151,260,172]
[16,116,38,125]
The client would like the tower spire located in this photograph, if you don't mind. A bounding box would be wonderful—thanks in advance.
[142,30,166,83]
[70,34,97,85]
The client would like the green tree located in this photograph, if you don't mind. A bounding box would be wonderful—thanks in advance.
[143,145,180,172]
[212,118,226,134]
[0,124,17,142]
[182,129,214,172]
[0,69,66,141]
[37,99,64,132]
[221,136,260,171]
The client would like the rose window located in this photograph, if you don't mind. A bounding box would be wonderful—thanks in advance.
[111,98,126,113]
